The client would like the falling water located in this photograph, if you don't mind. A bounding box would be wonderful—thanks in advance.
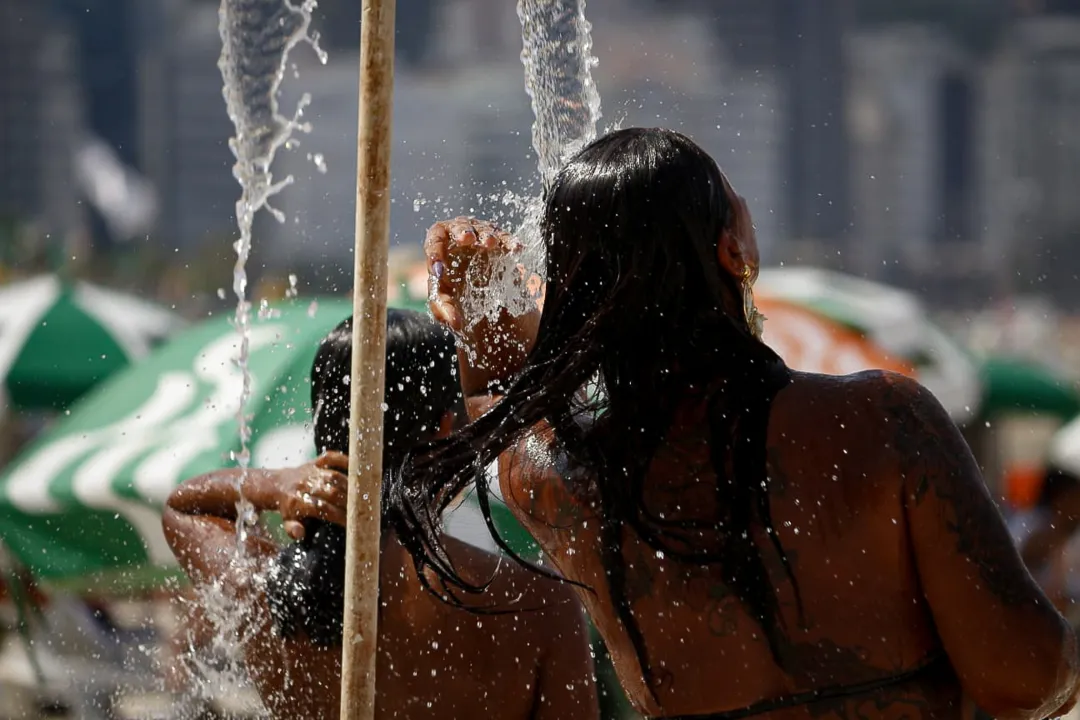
[216,0,325,541]
[517,0,602,190]
[450,0,601,338]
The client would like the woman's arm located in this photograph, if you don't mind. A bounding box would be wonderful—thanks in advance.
[166,452,349,538]
[533,590,600,720]
[880,374,1080,720]
[165,468,283,519]
[161,454,350,720]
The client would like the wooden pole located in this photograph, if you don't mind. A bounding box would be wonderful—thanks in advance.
[341,0,396,717]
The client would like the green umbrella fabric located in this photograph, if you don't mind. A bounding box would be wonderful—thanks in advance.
[0,296,537,586]
[0,276,182,410]
[0,299,351,581]
[978,356,1080,420]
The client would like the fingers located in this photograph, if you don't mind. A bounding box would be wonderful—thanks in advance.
[425,222,468,333]
[281,493,347,528]
[424,217,521,335]
[315,450,349,472]
[284,520,305,541]
[426,218,514,258]
[280,466,349,529]
[424,222,450,264]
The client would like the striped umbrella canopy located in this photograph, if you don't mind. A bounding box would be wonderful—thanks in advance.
[0,297,533,589]
[755,267,982,423]
[0,299,354,584]
[0,276,182,411]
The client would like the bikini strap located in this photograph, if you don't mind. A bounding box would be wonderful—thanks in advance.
[660,652,947,720]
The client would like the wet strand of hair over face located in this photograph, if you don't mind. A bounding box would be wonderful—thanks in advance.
[387,128,801,694]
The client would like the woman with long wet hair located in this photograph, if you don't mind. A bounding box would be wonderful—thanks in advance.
[163,309,596,719]
[388,128,1080,720]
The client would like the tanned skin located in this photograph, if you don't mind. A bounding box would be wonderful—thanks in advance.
[162,450,597,720]
[424,209,1080,720]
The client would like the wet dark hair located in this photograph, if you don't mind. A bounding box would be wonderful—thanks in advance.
[388,128,798,690]
[265,308,463,646]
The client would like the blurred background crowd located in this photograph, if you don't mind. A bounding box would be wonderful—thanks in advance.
[2,0,1080,718]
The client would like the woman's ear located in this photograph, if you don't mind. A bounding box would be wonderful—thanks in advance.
[715,179,759,279]
[717,230,744,278]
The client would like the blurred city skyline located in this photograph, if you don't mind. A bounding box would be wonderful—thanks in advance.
[1,0,1079,311]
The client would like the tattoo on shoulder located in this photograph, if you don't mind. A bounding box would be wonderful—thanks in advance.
[877,376,1028,607]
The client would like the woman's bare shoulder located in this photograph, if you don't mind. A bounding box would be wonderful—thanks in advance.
[436,534,586,663]
[442,534,579,609]
[785,367,919,397]
[774,370,933,467]
[781,369,927,424]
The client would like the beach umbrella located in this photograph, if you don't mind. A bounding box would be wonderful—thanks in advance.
[755,296,914,379]
[755,268,982,423]
[0,276,182,411]
[0,299,354,585]
[977,356,1080,421]
[0,297,532,589]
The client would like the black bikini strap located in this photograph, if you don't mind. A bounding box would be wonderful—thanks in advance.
[660,653,946,720]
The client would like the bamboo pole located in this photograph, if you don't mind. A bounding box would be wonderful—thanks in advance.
[340,0,396,717]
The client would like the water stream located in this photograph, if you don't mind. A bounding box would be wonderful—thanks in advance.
[216,0,325,540]
[517,0,602,190]
[451,0,602,338]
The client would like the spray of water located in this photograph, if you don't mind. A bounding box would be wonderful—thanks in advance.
[217,0,325,541]
[448,0,602,347]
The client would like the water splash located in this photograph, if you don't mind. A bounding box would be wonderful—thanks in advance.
[446,0,601,343]
[217,0,325,542]
[171,562,276,713]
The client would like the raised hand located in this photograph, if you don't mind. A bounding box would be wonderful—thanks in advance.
[425,216,523,334]
[276,451,350,540]
[424,218,540,396]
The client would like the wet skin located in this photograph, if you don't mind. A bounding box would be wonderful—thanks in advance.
[424,217,1080,720]
[162,454,598,720]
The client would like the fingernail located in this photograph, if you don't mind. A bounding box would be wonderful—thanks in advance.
[433,261,445,279]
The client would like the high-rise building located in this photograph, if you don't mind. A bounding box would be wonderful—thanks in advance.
[847,26,982,296]
[0,0,48,227]
[981,16,1080,306]
[701,0,852,251]
[138,1,236,253]
[0,0,84,256]
[52,0,142,251]
[778,0,853,246]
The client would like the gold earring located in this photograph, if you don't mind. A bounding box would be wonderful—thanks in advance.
[742,266,765,340]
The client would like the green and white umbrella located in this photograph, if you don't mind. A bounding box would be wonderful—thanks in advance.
[0,299,353,583]
[755,267,982,423]
[0,275,182,411]
[0,297,535,587]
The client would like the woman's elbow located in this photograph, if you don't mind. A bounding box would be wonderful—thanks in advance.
[968,623,1080,720]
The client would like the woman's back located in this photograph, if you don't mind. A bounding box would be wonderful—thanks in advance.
[399,128,1078,720]
[248,533,592,719]
[497,369,1071,719]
